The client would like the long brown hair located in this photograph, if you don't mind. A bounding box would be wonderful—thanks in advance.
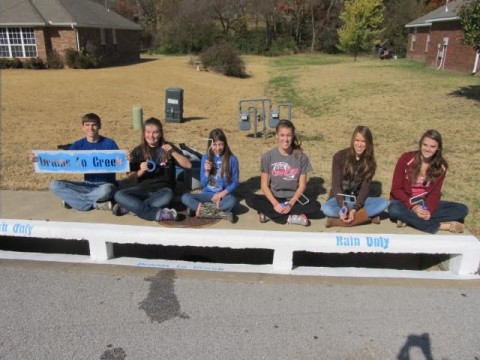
[276,119,302,158]
[413,129,448,183]
[141,117,165,159]
[207,128,234,183]
[343,126,376,182]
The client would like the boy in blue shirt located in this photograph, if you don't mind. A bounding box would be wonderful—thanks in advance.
[49,113,119,211]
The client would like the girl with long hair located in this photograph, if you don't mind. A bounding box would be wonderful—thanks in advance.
[246,119,319,226]
[181,128,239,222]
[322,126,388,227]
[388,129,468,233]
[113,117,191,222]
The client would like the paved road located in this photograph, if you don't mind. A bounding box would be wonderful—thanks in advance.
[1,260,479,360]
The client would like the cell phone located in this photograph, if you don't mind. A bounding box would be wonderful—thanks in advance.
[295,194,310,205]
[337,193,356,203]
[410,193,428,210]
[409,193,427,205]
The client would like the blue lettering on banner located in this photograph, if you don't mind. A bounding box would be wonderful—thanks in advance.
[335,235,390,249]
[33,150,129,173]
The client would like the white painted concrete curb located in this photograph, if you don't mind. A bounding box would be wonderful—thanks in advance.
[1,218,479,279]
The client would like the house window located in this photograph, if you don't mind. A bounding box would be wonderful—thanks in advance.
[100,28,106,53]
[112,29,117,52]
[0,27,37,58]
[425,34,430,52]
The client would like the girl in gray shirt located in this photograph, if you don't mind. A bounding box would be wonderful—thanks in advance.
[246,120,319,225]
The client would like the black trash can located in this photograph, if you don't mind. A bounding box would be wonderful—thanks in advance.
[165,88,184,123]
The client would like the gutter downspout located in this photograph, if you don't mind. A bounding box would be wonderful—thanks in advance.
[72,24,80,51]
[473,51,479,75]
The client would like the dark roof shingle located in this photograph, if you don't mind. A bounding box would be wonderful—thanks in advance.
[0,0,141,30]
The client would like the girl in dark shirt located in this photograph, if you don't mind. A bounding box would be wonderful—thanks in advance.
[113,118,191,222]
[322,126,388,227]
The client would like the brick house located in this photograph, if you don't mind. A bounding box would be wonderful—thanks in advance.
[405,0,479,74]
[0,0,141,66]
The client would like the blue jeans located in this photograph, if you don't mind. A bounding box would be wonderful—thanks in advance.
[114,186,174,221]
[50,180,116,211]
[388,199,469,234]
[181,192,237,212]
[322,196,389,218]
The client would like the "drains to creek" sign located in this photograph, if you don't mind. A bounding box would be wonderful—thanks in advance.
[33,150,129,173]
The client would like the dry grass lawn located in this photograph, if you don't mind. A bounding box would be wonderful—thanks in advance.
[1,54,479,233]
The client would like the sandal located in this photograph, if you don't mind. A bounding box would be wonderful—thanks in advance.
[449,221,464,233]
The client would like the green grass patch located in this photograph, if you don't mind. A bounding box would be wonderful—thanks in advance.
[271,53,351,68]
[268,75,301,105]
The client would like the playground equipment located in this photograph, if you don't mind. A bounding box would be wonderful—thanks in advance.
[238,98,292,138]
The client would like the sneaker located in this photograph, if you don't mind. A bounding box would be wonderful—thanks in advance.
[287,214,309,226]
[62,201,72,209]
[112,204,129,216]
[371,216,381,225]
[96,201,113,211]
[396,220,406,228]
[222,211,235,223]
[258,212,270,223]
[186,208,196,217]
[157,208,178,221]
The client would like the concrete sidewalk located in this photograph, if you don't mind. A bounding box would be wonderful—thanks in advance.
[0,190,455,235]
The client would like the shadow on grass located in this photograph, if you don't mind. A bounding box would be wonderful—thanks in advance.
[306,176,326,199]
[245,131,275,139]
[101,58,159,69]
[449,85,480,102]
[182,116,207,122]
[236,176,261,200]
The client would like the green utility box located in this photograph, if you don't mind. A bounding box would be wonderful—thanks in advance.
[165,88,184,123]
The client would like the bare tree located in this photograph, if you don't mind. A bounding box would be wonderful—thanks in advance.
[279,0,310,45]
[205,0,247,36]
[308,0,342,52]
[251,0,282,46]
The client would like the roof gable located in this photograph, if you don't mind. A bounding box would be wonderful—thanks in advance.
[0,0,141,30]
[405,0,469,28]
[0,0,46,26]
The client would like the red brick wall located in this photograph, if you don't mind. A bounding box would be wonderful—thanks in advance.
[35,26,139,67]
[407,21,477,73]
[45,27,78,56]
[426,21,477,73]
[77,27,140,65]
[113,29,141,64]
[406,27,430,62]
[34,28,47,59]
